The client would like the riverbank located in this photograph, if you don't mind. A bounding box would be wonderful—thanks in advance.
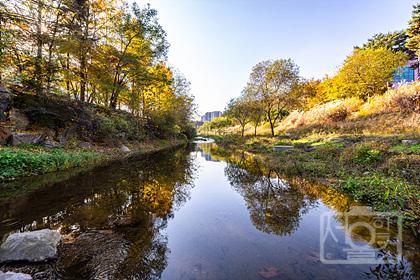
[208,134,420,232]
[0,89,192,189]
[0,139,185,182]
[0,139,186,199]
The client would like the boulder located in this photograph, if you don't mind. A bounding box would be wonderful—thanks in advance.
[10,110,30,131]
[58,126,76,146]
[0,272,32,280]
[0,127,11,145]
[0,87,11,122]
[119,144,130,153]
[11,133,43,146]
[273,145,294,152]
[0,229,61,263]
[401,139,418,145]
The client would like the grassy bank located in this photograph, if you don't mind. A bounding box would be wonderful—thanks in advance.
[210,134,420,232]
[0,139,185,183]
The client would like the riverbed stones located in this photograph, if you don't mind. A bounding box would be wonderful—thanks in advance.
[0,229,61,263]
[10,133,43,146]
[273,145,294,152]
[0,271,32,280]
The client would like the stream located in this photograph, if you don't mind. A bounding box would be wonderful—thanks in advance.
[0,143,418,279]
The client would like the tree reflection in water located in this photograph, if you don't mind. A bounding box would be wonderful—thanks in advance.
[0,147,197,279]
[225,153,318,236]
[215,147,417,280]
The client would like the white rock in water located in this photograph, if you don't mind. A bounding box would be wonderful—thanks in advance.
[0,229,61,263]
[0,271,32,280]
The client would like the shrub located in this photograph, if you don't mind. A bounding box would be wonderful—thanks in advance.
[340,174,413,212]
[340,142,387,168]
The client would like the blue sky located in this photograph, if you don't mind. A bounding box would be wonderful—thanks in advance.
[145,0,417,115]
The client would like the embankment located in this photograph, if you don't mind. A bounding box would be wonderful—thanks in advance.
[0,88,189,186]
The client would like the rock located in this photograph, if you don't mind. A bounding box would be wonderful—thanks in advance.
[0,87,11,122]
[0,229,61,263]
[40,128,56,139]
[11,133,43,146]
[401,139,418,145]
[78,141,92,149]
[119,144,130,153]
[42,140,61,149]
[328,137,348,142]
[0,271,32,280]
[0,127,11,145]
[10,110,30,131]
[58,127,76,146]
[273,145,294,152]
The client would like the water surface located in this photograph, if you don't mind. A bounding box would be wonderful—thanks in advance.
[0,143,418,279]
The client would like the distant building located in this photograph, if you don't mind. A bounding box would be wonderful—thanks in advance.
[201,111,222,122]
[393,59,419,84]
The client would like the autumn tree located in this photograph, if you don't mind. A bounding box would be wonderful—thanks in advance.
[246,59,300,137]
[325,48,407,100]
[225,95,252,137]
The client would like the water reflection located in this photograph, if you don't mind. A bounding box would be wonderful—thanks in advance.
[198,143,418,279]
[0,143,418,279]
[0,146,197,279]
[225,157,317,236]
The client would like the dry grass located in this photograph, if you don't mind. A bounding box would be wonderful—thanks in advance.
[276,82,420,136]
[358,82,420,116]
[200,82,420,137]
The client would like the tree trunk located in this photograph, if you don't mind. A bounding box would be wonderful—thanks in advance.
[35,0,43,94]
[66,53,70,96]
[79,54,86,101]
[267,114,275,137]
[254,124,257,136]
[241,125,245,138]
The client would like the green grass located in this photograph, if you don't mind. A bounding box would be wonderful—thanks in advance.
[390,144,420,154]
[0,146,102,181]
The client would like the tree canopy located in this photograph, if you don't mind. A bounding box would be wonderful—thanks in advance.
[0,0,196,138]
[246,59,300,136]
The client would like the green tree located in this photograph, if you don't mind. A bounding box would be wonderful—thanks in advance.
[328,48,407,100]
[406,3,420,70]
[361,31,414,58]
[246,59,300,137]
